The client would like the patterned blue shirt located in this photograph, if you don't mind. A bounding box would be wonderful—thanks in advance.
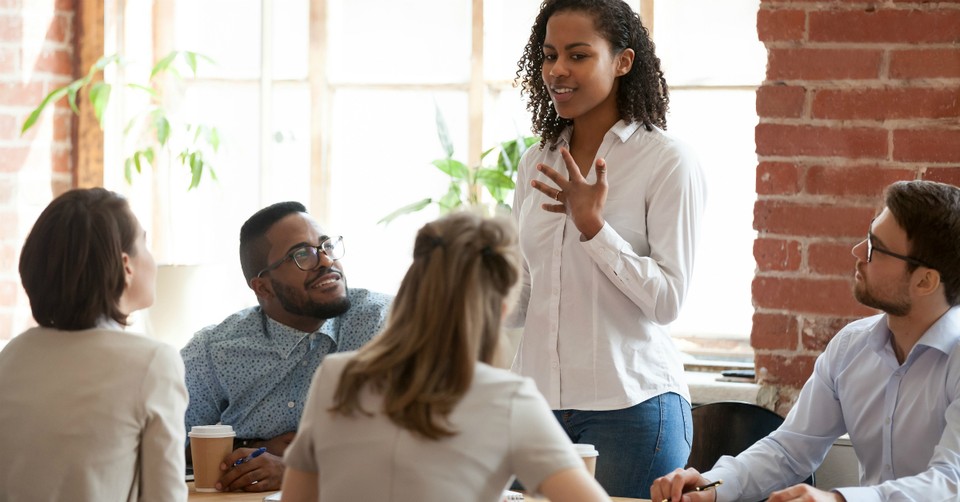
[181,288,392,441]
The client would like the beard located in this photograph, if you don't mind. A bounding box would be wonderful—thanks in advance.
[853,275,911,317]
[271,273,352,320]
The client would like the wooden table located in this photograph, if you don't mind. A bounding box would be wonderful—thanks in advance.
[187,482,648,501]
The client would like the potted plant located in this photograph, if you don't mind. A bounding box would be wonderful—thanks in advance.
[379,106,539,224]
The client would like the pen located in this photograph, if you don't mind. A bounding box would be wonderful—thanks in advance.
[661,479,722,502]
[233,446,267,467]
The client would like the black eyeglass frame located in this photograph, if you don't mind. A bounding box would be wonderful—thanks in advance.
[256,236,345,278]
[866,231,934,270]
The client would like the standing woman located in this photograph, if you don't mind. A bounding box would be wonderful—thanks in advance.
[280,212,609,502]
[0,188,188,501]
[511,0,707,498]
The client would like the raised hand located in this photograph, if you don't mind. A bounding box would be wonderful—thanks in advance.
[531,147,608,240]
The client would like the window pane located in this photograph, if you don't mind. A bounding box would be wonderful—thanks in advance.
[667,89,758,339]
[328,89,468,293]
[327,0,472,84]
[483,0,542,81]
[272,0,309,80]
[173,0,262,80]
[654,0,765,86]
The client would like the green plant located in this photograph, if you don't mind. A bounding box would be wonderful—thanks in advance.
[21,50,221,190]
[379,107,539,224]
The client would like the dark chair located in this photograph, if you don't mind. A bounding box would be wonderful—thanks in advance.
[688,401,814,486]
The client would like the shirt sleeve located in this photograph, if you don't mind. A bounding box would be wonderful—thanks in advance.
[505,151,533,329]
[509,378,583,491]
[139,344,189,502]
[703,337,849,502]
[581,142,706,325]
[181,331,226,440]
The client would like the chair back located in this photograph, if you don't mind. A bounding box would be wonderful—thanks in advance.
[688,401,814,485]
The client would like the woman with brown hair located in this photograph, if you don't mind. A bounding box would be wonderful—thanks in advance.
[0,188,188,501]
[280,212,609,502]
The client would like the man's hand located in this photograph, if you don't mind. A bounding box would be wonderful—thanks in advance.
[216,447,285,492]
[256,431,296,457]
[650,468,717,502]
[768,484,845,502]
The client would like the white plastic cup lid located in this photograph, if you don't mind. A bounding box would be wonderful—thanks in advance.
[188,424,236,438]
[574,443,598,457]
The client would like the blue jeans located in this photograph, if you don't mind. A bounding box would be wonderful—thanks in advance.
[553,393,693,499]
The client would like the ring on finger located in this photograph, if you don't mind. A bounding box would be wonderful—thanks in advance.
[555,190,562,202]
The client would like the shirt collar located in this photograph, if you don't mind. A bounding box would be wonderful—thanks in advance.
[262,312,339,359]
[867,306,960,358]
[556,119,640,148]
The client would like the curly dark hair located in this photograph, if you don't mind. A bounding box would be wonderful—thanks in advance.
[516,0,669,146]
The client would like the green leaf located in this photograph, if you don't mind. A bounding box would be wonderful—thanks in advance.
[124,158,133,184]
[208,127,221,151]
[91,54,120,74]
[143,148,155,165]
[476,168,515,190]
[188,152,203,190]
[434,104,454,158]
[21,85,71,134]
[133,151,143,173]
[185,51,198,76]
[150,51,179,78]
[207,165,219,181]
[378,198,433,225]
[126,83,157,97]
[88,81,111,125]
[437,184,463,211]
[154,114,171,145]
[65,85,80,115]
[431,158,469,180]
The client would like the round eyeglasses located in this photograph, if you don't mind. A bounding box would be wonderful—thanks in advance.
[256,236,345,278]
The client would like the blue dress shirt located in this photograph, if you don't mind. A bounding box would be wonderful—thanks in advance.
[705,307,960,502]
[181,288,391,442]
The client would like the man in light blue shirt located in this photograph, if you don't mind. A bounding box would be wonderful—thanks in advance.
[181,201,391,493]
[653,180,960,502]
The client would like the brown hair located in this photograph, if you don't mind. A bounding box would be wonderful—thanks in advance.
[330,212,519,439]
[19,188,138,329]
[885,180,960,305]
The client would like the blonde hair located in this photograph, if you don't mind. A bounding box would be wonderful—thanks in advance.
[331,211,520,439]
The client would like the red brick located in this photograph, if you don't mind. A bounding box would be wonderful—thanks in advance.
[34,49,73,75]
[0,147,31,173]
[0,81,46,107]
[55,0,74,10]
[755,353,817,388]
[922,167,960,186]
[51,148,70,173]
[0,242,17,271]
[755,200,875,237]
[757,85,806,118]
[0,213,16,241]
[53,112,72,142]
[756,124,887,159]
[812,88,960,121]
[810,9,960,43]
[0,15,22,42]
[809,241,860,276]
[755,238,802,272]
[801,316,860,352]
[757,9,805,42]
[0,279,17,306]
[0,113,17,141]
[757,162,802,195]
[893,129,960,163]
[45,13,72,45]
[805,165,915,197]
[0,178,14,204]
[767,48,883,80]
[0,47,16,74]
[890,49,960,79]
[753,276,874,317]
[751,313,800,351]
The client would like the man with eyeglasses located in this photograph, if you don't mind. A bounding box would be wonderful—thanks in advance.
[653,180,960,502]
[181,201,392,493]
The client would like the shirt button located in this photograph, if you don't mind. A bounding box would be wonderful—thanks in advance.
[885,464,891,471]
[551,361,558,369]
[287,401,295,408]
[302,361,308,366]
[885,417,891,425]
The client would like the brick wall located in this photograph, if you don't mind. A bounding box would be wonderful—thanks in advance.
[0,0,75,344]
[754,0,960,415]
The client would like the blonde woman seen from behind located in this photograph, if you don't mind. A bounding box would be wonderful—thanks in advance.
[280,212,609,502]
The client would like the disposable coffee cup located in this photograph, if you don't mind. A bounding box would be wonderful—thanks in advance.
[574,443,599,477]
[189,424,236,492]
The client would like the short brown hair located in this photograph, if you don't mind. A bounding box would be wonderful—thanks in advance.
[331,212,520,439]
[885,180,960,305]
[19,188,138,329]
